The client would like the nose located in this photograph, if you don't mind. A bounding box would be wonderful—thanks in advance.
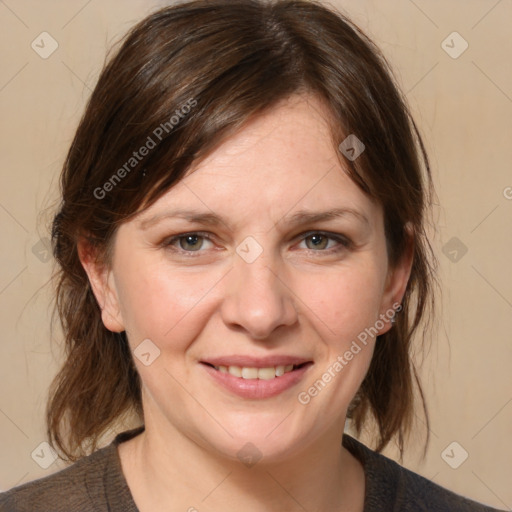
[220,247,298,340]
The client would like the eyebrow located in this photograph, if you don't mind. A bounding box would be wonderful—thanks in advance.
[138,207,370,230]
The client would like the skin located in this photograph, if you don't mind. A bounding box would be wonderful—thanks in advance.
[80,94,413,512]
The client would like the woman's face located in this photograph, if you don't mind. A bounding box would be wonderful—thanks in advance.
[84,94,411,463]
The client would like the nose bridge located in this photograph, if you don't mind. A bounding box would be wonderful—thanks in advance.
[221,239,297,339]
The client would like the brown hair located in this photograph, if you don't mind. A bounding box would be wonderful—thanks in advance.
[48,0,439,462]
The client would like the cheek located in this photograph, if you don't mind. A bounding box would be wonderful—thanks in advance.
[292,267,383,415]
[114,257,223,350]
[299,262,385,345]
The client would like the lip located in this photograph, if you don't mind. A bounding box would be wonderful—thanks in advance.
[200,360,313,399]
[202,355,311,368]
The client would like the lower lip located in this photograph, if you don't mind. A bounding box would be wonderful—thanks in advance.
[201,363,313,399]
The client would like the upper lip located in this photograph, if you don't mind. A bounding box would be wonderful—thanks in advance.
[201,355,313,368]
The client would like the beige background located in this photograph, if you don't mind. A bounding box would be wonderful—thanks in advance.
[1,0,511,509]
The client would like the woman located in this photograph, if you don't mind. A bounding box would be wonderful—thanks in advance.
[0,0,505,511]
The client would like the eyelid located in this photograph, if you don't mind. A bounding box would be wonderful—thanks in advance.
[297,230,352,245]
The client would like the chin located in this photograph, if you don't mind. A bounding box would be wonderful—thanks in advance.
[202,413,315,466]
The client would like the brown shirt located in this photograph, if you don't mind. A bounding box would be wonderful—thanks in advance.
[0,426,506,511]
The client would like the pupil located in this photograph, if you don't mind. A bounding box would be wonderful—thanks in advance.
[183,235,200,250]
[309,234,327,249]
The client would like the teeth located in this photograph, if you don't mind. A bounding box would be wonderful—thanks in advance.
[241,367,259,379]
[216,364,298,379]
[228,366,242,377]
[257,367,276,380]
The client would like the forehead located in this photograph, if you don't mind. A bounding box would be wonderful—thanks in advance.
[187,94,338,178]
[137,94,380,229]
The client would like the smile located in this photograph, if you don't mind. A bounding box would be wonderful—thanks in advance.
[201,361,313,399]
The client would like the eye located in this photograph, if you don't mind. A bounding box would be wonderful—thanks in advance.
[164,232,214,253]
[162,230,352,257]
[297,231,352,253]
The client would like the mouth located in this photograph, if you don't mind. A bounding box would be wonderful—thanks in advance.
[201,361,311,380]
[200,359,313,399]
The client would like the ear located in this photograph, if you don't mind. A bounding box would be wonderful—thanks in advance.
[77,237,125,333]
[376,222,414,335]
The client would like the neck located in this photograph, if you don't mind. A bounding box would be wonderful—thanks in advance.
[119,419,365,512]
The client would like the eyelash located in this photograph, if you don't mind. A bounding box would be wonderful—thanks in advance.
[162,230,352,257]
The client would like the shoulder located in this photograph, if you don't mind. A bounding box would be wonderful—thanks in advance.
[393,463,504,512]
[342,434,506,512]
[0,427,143,512]
[0,445,114,512]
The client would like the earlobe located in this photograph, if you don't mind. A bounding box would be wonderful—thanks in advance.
[77,238,125,333]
